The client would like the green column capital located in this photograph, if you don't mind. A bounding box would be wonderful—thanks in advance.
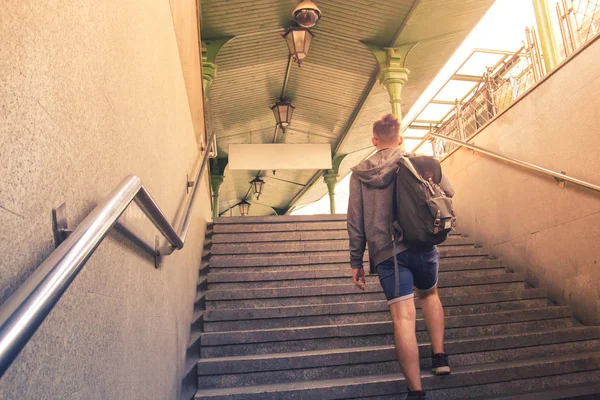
[202,61,218,95]
[364,43,416,138]
[201,38,233,99]
[323,171,339,187]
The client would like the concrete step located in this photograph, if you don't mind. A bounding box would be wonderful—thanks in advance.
[200,307,574,358]
[208,257,502,273]
[204,288,548,322]
[207,268,507,290]
[197,327,600,388]
[212,231,473,245]
[204,297,549,332]
[209,247,489,268]
[206,282,526,310]
[355,370,600,400]
[479,381,600,399]
[194,352,600,399]
[205,273,525,302]
[215,214,348,224]
[213,220,348,234]
[211,240,476,255]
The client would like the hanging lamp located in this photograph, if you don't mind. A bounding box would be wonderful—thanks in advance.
[270,99,295,133]
[238,200,250,216]
[282,27,315,68]
[250,177,265,200]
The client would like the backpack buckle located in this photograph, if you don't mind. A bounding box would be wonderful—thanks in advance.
[433,210,441,234]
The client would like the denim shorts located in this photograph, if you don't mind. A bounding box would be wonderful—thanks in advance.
[377,246,440,305]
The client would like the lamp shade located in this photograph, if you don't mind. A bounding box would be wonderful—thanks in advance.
[238,200,251,216]
[270,99,295,133]
[250,177,265,200]
[282,27,314,67]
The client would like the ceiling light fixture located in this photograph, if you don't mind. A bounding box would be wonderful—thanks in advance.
[270,98,295,133]
[293,0,322,28]
[250,177,265,200]
[238,199,251,217]
[282,27,315,68]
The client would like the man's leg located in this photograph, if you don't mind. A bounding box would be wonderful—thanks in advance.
[415,287,445,354]
[389,298,422,391]
[416,286,450,375]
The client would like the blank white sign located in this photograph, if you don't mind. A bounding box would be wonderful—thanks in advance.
[228,144,332,170]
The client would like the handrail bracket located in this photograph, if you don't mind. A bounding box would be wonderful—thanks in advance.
[52,202,73,248]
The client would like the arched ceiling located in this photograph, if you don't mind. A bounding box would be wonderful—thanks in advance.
[200,0,495,216]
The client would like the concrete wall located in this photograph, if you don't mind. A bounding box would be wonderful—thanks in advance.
[0,1,210,399]
[443,37,600,325]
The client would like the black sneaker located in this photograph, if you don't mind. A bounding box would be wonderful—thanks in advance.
[431,352,451,375]
[406,388,426,399]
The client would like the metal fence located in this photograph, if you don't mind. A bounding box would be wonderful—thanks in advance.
[429,39,543,158]
[417,2,600,159]
[557,0,600,56]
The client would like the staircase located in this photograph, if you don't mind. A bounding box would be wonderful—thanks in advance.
[193,214,600,399]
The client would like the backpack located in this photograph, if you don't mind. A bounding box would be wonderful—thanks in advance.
[391,155,456,247]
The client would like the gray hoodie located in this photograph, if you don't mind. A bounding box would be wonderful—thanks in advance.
[347,147,454,272]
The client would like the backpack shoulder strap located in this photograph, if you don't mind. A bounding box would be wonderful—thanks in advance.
[397,156,427,184]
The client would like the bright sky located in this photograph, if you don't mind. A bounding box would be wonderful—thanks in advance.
[293,0,538,215]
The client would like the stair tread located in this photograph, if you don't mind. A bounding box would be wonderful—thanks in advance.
[204,289,547,320]
[204,273,525,301]
[206,266,504,284]
[201,306,572,346]
[211,233,471,244]
[480,381,600,400]
[211,242,476,255]
[195,351,600,398]
[199,325,600,367]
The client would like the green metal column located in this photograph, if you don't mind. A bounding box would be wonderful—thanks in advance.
[210,174,224,221]
[202,40,231,220]
[322,155,346,215]
[323,171,338,214]
[366,44,415,151]
[209,158,227,221]
[532,0,560,72]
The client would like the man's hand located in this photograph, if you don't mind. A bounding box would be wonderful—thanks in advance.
[352,268,366,291]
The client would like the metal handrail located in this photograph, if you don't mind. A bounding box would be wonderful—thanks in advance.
[428,132,600,193]
[0,131,215,378]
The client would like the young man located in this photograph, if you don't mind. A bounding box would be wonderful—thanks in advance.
[347,114,453,399]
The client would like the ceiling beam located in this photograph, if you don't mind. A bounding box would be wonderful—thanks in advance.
[413,119,442,125]
[430,100,459,105]
[452,74,483,82]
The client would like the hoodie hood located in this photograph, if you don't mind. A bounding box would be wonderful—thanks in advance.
[350,147,404,189]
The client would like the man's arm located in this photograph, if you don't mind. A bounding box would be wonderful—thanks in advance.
[347,175,366,269]
[347,175,367,290]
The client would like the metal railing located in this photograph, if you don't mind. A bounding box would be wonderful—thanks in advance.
[413,12,600,161]
[0,130,215,378]
[557,0,600,57]
[427,132,600,193]
[421,43,544,159]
